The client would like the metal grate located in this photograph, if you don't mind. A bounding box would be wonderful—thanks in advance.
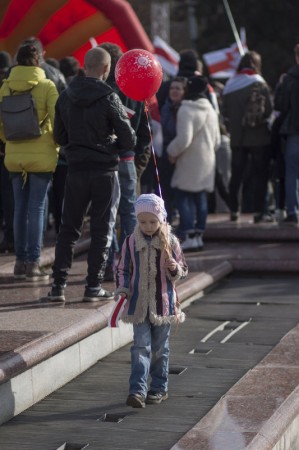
[169,366,187,375]
[56,444,89,450]
[97,413,126,423]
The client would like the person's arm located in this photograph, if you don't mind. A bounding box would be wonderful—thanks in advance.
[53,95,68,146]
[166,105,195,159]
[108,92,136,152]
[166,234,188,281]
[45,80,59,130]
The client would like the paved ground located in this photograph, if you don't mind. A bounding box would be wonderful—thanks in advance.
[0,214,299,449]
[1,273,299,450]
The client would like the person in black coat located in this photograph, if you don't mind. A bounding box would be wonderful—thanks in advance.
[48,47,136,302]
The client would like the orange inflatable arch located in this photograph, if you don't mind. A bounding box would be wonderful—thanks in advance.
[0,0,154,65]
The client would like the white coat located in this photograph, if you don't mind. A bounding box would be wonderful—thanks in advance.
[167,98,220,193]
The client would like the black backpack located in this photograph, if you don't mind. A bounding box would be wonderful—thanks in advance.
[0,89,47,141]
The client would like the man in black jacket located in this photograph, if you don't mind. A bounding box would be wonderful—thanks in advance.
[48,47,136,302]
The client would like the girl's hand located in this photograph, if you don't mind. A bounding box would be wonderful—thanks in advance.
[165,257,177,271]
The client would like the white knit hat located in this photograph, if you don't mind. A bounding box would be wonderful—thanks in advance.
[135,194,167,223]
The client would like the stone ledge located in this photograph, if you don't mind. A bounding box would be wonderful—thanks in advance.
[171,324,299,450]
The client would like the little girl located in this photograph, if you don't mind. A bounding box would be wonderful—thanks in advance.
[115,193,188,408]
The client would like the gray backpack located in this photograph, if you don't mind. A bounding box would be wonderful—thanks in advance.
[0,89,47,141]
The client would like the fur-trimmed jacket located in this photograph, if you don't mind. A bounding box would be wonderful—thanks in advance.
[115,227,188,325]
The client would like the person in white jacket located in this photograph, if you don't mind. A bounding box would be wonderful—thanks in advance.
[167,76,220,251]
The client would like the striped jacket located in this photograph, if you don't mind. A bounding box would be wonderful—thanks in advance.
[115,226,188,325]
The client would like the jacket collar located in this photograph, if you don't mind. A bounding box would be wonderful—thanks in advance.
[134,226,161,251]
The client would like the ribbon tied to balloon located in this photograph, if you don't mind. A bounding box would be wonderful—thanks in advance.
[115,49,164,198]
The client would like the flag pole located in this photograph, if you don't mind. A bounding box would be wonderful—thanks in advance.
[222,0,245,55]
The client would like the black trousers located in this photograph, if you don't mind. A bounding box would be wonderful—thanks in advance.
[52,169,114,287]
[229,145,271,214]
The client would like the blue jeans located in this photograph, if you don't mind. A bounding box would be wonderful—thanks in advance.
[129,316,171,397]
[118,159,137,249]
[11,173,52,262]
[284,134,299,215]
[107,172,120,266]
[175,189,208,239]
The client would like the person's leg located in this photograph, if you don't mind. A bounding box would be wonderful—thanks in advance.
[174,189,195,240]
[0,161,14,251]
[26,173,52,263]
[11,174,29,262]
[284,135,299,217]
[229,146,248,215]
[52,171,90,287]
[149,322,171,395]
[251,146,272,218]
[85,171,114,290]
[118,160,137,249]
[105,172,120,281]
[52,164,68,234]
[194,190,208,233]
[129,317,152,397]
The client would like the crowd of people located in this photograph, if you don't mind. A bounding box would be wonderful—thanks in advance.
[1,39,299,277]
[1,36,299,409]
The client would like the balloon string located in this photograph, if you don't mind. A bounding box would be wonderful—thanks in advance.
[144,104,162,199]
[144,103,172,259]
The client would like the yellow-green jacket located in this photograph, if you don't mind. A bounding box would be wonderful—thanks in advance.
[0,65,59,174]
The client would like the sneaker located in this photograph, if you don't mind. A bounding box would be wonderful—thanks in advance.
[146,391,168,405]
[181,236,198,252]
[196,233,204,251]
[82,286,114,302]
[14,260,26,280]
[26,262,49,282]
[126,393,146,408]
[281,214,298,227]
[253,213,275,224]
[104,264,115,282]
[48,285,66,302]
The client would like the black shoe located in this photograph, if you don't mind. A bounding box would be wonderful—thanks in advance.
[104,264,115,282]
[0,238,14,253]
[48,285,66,302]
[281,214,298,226]
[82,286,114,302]
[146,391,168,405]
[126,393,146,408]
[230,212,239,222]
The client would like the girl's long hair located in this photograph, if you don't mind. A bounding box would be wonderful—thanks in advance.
[159,222,172,257]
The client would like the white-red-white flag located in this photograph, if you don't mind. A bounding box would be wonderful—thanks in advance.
[203,28,247,79]
[153,36,179,77]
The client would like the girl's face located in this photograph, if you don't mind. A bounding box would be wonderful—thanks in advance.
[169,81,185,104]
[138,212,160,236]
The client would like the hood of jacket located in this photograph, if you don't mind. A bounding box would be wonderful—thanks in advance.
[3,65,46,93]
[181,97,212,113]
[65,76,113,107]
[288,64,299,79]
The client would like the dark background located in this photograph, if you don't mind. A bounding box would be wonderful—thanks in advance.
[127,0,299,89]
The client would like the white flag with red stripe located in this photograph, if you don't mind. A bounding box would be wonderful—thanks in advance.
[203,28,247,79]
[108,296,127,328]
[153,36,179,77]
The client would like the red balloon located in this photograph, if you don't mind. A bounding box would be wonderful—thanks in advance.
[115,49,163,102]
